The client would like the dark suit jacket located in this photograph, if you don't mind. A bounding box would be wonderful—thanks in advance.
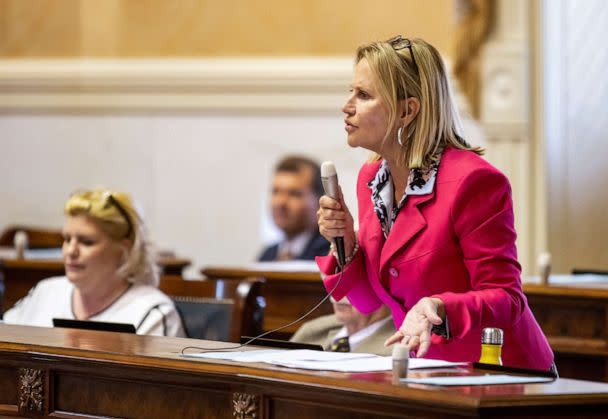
[258,231,330,261]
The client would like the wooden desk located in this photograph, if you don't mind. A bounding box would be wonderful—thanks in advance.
[202,266,608,382]
[523,279,608,382]
[0,254,191,312]
[1,324,608,418]
[201,265,332,336]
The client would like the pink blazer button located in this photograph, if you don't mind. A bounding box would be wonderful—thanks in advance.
[389,267,399,277]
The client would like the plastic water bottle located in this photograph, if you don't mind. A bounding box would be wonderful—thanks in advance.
[392,344,409,384]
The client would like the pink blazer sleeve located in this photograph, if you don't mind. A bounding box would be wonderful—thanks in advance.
[432,167,526,339]
[316,247,383,314]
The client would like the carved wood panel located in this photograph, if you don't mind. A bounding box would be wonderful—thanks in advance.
[17,368,44,414]
[232,393,260,419]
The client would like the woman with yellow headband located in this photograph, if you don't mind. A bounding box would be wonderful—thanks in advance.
[3,189,185,337]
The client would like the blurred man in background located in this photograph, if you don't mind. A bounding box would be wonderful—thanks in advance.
[259,156,329,261]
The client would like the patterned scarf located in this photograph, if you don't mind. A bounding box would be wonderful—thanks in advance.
[368,157,440,238]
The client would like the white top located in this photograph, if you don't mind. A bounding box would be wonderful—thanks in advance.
[3,276,185,337]
[332,317,393,352]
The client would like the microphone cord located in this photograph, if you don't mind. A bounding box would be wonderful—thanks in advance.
[180,269,344,355]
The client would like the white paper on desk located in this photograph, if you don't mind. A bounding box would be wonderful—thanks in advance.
[182,349,285,362]
[273,357,466,372]
[409,358,468,369]
[270,357,465,372]
[182,349,375,363]
[527,274,608,284]
[0,247,62,260]
[401,374,554,386]
[272,356,392,372]
[26,248,63,259]
[248,260,320,272]
[183,350,465,372]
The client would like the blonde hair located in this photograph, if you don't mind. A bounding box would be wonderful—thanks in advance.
[355,37,484,169]
[64,189,159,286]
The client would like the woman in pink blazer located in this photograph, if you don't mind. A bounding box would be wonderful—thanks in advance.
[317,36,554,371]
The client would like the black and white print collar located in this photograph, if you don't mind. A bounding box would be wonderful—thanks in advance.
[367,156,440,238]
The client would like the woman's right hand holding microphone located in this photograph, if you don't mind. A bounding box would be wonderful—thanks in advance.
[317,187,357,261]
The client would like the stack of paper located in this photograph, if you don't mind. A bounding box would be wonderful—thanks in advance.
[249,260,320,272]
[182,349,465,373]
[401,374,554,386]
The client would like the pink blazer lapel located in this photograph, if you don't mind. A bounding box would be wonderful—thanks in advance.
[379,192,435,269]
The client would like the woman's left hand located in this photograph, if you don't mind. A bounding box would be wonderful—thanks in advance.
[384,297,445,358]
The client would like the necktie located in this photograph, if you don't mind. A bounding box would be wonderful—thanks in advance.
[330,336,350,352]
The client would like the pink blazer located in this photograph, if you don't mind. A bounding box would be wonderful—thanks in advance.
[317,147,554,370]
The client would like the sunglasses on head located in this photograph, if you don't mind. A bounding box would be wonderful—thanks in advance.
[387,35,419,74]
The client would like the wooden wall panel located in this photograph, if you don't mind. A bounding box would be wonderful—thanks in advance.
[0,0,454,57]
[0,366,18,405]
[53,372,231,419]
[0,0,81,56]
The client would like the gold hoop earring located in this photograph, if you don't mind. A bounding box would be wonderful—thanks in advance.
[397,127,405,146]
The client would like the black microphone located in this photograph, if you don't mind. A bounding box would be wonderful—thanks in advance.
[321,161,346,267]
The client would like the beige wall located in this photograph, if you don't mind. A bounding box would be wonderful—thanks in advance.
[543,0,608,273]
[0,0,454,57]
[0,0,461,275]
